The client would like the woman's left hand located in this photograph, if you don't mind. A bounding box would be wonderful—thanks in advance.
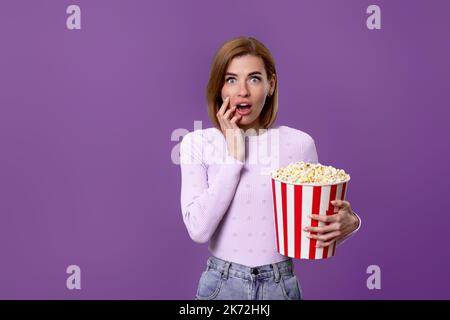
[304,200,360,248]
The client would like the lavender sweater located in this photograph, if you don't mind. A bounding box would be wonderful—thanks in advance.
[179,125,360,267]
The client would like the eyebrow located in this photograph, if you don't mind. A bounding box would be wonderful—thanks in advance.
[225,71,263,77]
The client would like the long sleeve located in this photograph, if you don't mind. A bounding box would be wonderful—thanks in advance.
[179,131,245,244]
[303,134,361,247]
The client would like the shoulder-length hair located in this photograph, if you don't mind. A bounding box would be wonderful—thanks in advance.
[206,36,278,130]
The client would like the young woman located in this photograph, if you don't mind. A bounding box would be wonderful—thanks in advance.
[179,36,361,300]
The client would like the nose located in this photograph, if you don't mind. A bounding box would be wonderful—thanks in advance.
[237,81,249,97]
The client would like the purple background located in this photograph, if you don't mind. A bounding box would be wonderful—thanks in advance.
[1,0,449,299]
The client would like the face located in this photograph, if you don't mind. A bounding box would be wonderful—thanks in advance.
[221,54,275,131]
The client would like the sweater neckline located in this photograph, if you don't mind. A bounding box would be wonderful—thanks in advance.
[210,125,280,142]
[245,125,279,140]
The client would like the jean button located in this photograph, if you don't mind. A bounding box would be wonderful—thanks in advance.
[252,268,259,275]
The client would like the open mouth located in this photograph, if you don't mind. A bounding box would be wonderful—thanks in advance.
[236,103,252,115]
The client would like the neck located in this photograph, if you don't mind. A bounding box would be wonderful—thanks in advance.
[240,119,264,136]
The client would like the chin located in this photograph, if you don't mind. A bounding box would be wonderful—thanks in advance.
[239,116,254,124]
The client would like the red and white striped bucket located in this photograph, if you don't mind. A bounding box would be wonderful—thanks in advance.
[271,177,350,260]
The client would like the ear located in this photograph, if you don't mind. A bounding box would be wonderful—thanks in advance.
[269,73,276,95]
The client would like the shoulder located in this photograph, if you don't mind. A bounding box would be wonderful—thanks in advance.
[277,125,315,143]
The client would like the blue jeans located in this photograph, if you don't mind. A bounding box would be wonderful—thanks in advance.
[195,256,303,300]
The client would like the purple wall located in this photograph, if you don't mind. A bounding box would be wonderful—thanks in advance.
[0,0,449,299]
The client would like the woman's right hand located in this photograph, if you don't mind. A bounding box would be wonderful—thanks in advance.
[216,97,245,162]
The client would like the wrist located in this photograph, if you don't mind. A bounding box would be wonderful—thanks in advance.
[351,211,360,231]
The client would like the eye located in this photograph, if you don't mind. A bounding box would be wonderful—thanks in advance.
[250,76,261,83]
[225,76,261,84]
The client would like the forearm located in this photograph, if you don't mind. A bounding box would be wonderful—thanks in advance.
[181,155,244,243]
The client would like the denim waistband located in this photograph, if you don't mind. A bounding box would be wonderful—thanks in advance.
[206,256,294,283]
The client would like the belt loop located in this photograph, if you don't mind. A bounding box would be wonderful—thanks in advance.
[272,263,281,283]
[221,262,231,280]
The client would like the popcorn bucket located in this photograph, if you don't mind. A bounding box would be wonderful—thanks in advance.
[270,177,350,260]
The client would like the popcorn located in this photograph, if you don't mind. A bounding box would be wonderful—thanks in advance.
[271,161,350,185]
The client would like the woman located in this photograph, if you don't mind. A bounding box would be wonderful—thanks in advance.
[179,36,361,300]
